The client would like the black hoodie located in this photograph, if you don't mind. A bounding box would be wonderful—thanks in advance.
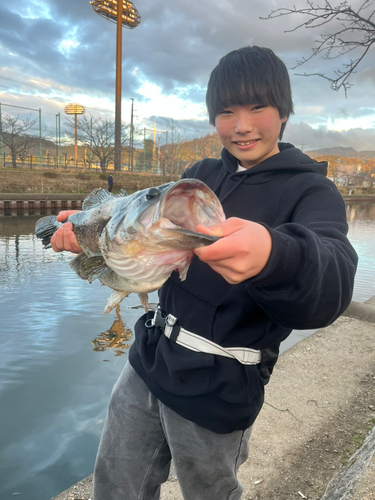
[129,143,358,433]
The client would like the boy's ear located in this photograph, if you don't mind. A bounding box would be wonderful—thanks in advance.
[281,116,287,123]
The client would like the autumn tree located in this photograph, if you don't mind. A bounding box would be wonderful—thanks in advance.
[0,113,39,168]
[180,133,222,166]
[361,157,375,187]
[264,0,375,93]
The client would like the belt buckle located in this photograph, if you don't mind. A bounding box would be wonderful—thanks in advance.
[145,304,166,330]
[165,314,180,341]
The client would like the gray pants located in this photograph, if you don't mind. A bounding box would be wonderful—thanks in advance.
[93,362,252,500]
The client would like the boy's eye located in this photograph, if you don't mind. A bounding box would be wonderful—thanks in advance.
[219,109,232,115]
[252,105,266,111]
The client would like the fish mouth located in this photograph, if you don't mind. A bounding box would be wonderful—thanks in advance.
[151,178,225,232]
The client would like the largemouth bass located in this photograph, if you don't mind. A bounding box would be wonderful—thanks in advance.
[35,179,225,314]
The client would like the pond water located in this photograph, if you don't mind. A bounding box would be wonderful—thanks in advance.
[0,202,374,500]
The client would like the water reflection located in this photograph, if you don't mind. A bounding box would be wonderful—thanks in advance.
[346,201,375,222]
[92,305,132,356]
[0,204,374,500]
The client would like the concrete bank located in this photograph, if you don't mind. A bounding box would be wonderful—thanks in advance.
[0,193,374,215]
[0,193,84,216]
[51,298,375,500]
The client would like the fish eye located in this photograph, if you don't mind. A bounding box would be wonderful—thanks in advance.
[146,188,160,200]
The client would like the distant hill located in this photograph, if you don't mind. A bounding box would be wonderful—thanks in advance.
[305,147,375,160]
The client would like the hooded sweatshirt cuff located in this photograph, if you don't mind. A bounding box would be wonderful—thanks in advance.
[245,224,305,291]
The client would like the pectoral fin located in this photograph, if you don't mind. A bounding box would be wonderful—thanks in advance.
[69,254,109,282]
[104,290,131,315]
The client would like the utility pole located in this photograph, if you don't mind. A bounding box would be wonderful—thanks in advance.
[0,103,3,168]
[129,98,134,171]
[114,0,123,171]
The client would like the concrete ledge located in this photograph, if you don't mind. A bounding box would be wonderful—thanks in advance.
[321,428,375,500]
[343,300,375,323]
[0,193,86,201]
[342,196,375,202]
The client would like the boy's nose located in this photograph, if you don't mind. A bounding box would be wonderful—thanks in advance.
[234,114,253,134]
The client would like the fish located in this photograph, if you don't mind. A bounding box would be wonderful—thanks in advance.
[35,179,226,314]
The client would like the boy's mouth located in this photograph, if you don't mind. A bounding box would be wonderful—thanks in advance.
[234,139,259,146]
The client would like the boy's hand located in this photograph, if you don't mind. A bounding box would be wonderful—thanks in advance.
[194,218,272,284]
[51,210,83,254]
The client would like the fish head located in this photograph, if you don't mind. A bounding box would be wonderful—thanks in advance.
[103,182,174,245]
[105,178,225,252]
[147,178,226,248]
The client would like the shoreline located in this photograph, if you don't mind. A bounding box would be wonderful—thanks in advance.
[51,297,375,500]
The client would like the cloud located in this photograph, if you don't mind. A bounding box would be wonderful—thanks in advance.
[284,122,375,152]
[0,0,374,151]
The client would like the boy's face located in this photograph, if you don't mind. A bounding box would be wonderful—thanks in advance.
[214,104,287,169]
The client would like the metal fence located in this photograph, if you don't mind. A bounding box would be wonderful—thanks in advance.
[0,153,164,173]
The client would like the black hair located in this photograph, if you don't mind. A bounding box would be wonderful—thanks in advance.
[206,46,294,139]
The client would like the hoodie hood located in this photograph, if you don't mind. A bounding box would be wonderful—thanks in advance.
[221,142,328,178]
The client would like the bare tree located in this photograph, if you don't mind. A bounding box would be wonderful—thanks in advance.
[64,114,130,173]
[1,113,39,168]
[263,0,375,94]
[155,120,185,177]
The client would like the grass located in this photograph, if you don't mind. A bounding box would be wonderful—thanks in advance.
[339,421,374,466]
[0,168,179,195]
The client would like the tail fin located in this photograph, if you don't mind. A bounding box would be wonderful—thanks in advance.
[35,215,62,248]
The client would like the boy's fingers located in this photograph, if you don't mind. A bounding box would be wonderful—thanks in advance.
[194,219,272,283]
[194,234,235,261]
[51,223,82,254]
[56,210,80,222]
[196,218,244,238]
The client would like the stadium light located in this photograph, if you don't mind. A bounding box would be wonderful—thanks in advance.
[64,103,85,166]
[90,0,140,29]
[90,0,141,171]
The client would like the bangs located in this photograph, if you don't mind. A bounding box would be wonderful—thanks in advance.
[209,70,276,117]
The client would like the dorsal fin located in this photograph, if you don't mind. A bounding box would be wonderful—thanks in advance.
[82,188,114,210]
[82,188,128,211]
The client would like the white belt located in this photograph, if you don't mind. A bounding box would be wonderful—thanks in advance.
[145,305,262,366]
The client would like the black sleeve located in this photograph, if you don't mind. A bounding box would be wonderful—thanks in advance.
[246,184,358,330]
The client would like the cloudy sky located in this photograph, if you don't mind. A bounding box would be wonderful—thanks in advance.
[1,0,375,151]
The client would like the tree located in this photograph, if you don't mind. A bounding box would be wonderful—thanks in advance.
[155,120,185,177]
[0,113,39,168]
[264,0,375,94]
[179,133,222,169]
[64,114,130,173]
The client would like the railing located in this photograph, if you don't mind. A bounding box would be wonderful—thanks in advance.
[0,155,165,174]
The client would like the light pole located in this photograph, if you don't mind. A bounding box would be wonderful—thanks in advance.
[55,113,61,168]
[129,97,134,170]
[90,0,141,171]
[64,103,85,167]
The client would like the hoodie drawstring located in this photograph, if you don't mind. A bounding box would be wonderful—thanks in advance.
[219,174,248,204]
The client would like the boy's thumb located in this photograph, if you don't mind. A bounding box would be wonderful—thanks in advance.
[196,224,223,237]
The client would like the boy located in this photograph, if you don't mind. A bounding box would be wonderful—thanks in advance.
[51,46,358,500]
